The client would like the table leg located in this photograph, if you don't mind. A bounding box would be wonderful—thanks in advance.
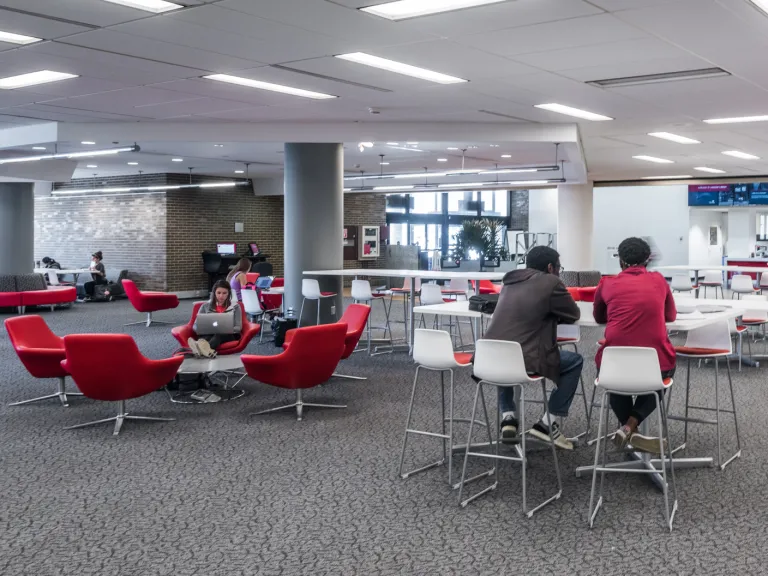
[409,280,416,355]
[694,269,700,298]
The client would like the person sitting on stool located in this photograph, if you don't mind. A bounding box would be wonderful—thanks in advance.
[83,251,107,301]
[593,237,677,454]
[189,279,242,357]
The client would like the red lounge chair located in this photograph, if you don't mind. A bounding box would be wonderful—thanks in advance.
[122,279,180,327]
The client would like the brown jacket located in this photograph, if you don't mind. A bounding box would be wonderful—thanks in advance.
[483,269,580,383]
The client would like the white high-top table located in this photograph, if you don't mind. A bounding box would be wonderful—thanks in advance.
[33,268,92,285]
[655,265,768,297]
[304,269,504,351]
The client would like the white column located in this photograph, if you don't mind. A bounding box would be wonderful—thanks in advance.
[557,183,594,270]
[726,209,757,258]
[0,182,34,274]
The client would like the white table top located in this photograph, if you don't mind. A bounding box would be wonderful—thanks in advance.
[262,287,284,294]
[178,355,243,374]
[655,265,768,274]
[413,299,740,331]
[305,268,506,281]
[33,268,91,275]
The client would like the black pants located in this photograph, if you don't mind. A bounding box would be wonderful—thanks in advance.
[84,280,106,297]
[609,368,675,426]
[200,333,239,349]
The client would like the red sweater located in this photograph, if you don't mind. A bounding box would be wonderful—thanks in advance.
[593,267,677,371]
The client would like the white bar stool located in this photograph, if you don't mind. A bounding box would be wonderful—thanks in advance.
[419,283,470,350]
[700,271,724,299]
[555,324,591,441]
[671,320,742,470]
[589,347,677,531]
[389,276,421,341]
[760,272,768,294]
[399,329,493,489]
[730,274,759,299]
[458,339,563,517]
[728,316,749,372]
[740,294,768,343]
[350,279,393,354]
[671,274,696,294]
[299,278,337,327]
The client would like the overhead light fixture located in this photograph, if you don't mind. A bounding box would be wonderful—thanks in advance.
[437,158,448,162]
[380,162,390,165]
[439,182,486,188]
[81,141,96,145]
[648,132,700,144]
[99,0,183,13]
[0,31,42,45]
[358,141,374,152]
[447,147,459,150]
[0,70,78,90]
[172,158,183,162]
[214,144,224,147]
[633,155,674,164]
[0,144,139,165]
[722,150,760,160]
[694,167,726,174]
[127,162,139,165]
[203,73,337,100]
[375,185,414,191]
[32,146,46,150]
[704,114,768,124]
[336,52,467,84]
[386,142,399,145]
[360,0,508,21]
[587,67,730,88]
[387,145,423,152]
[501,154,511,158]
[407,142,419,145]
[52,181,247,196]
[235,170,245,174]
[534,103,613,121]
[641,175,693,180]
[500,180,560,187]
[479,168,538,175]
[86,165,98,168]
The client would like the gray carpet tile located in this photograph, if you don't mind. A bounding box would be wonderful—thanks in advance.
[1,298,767,575]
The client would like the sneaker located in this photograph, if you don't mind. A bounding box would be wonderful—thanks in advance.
[196,339,216,358]
[187,338,202,358]
[613,425,632,451]
[628,432,667,455]
[528,420,574,450]
[500,416,519,443]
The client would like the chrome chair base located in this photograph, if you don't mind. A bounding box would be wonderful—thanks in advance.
[250,389,346,421]
[64,400,174,436]
[9,376,83,407]
[124,312,172,328]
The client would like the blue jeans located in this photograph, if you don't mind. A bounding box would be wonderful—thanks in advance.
[498,350,584,418]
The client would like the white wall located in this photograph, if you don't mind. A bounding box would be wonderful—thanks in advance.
[726,209,756,258]
[593,185,689,273]
[528,187,558,248]
[689,209,725,266]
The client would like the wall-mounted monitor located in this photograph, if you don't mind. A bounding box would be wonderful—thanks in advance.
[216,242,237,255]
[248,242,260,255]
[688,191,720,206]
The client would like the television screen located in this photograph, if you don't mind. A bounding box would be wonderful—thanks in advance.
[751,190,768,205]
[688,191,719,206]
[249,242,260,255]
[216,242,237,255]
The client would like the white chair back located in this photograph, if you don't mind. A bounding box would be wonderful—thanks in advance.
[598,347,666,393]
[675,292,694,299]
[731,275,755,293]
[703,271,722,285]
[557,324,581,342]
[46,270,60,286]
[419,283,445,306]
[671,274,693,291]
[761,272,768,288]
[474,339,536,384]
[448,278,470,295]
[302,278,321,300]
[240,289,263,315]
[742,294,768,321]
[681,320,733,354]
[413,329,458,370]
[351,279,373,302]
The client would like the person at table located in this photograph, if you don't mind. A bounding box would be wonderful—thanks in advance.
[83,251,107,301]
[227,257,251,302]
[189,279,242,357]
[41,256,62,270]
[593,236,677,454]
[483,246,583,450]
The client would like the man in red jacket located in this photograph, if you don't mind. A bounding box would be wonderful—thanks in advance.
[593,237,677,454]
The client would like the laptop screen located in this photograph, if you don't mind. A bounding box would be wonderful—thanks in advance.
[216,243,237,255]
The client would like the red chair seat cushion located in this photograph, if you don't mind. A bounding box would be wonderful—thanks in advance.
[675,346,731,356]
[736,326,748,332]
[320,292,337,297]
[20,287,77,306]
[454,352,473,365]
[700,282,722,286]
[578,287,598,302]
[557,337,578,343]
[566,287,581,301]
[741,319,767,324]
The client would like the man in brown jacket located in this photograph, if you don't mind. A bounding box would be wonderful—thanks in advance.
[484,246,583,450]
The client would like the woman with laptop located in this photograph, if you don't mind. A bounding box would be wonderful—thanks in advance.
[188,279,242,358]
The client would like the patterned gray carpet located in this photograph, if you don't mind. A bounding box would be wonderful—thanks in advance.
[1,298,766,576]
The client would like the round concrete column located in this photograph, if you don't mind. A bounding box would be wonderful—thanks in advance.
[557,183,594,271]
[0,183,34,274]
[283,143,344,325]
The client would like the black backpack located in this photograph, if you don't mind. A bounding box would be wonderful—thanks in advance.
[468,294,499,314]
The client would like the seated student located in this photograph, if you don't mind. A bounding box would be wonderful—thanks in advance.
[483,246,583,450]
[227,257,251,302]
[189,279,242,357]
[83,251,107,301]
[41,256,62,270]
[593,237,677,454]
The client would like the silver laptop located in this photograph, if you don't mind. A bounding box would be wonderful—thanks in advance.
[196,312,234,335]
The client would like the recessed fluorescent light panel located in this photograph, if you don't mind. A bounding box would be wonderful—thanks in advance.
[694,167,726,174]
[0,30,42,45]
[633,155,674,164]
[86,165,98,168]
[127,162,139,165]
[587,67,730,88]
[0,70,78,90]
[360,0,509,20]
[641,175,693,180]
[648,132,701,144]
[172,158,183,162]
[336,53,467,84]
[375,185,414,191]
[100,0,183,13]
[387,145,424,152]
[704,114,768,124]
[203,74,336,100]
[437,158,448,162]
[722,150,760,160]
[534,103,613,121]
[81,141,96,145]
[32,146,46,150]
[235,170,245,174]
[0,145,138,165]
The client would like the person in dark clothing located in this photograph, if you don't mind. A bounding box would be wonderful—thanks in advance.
[482,246,583,450]
[593,237,677,454]
[41,257,61,269]
[83,251,107,300]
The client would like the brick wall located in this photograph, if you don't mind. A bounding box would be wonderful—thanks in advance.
[35,191,167,290]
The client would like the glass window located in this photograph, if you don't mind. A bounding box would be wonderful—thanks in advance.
[386,194,408,214]
[411,192,442,214]
[426,224,441,251]
[389,222,407,246]
[481,190,509,216]
[447,191,479,215]
[410,224,426,248]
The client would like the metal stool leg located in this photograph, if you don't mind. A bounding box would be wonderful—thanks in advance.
[660,395,678,530]
[724,360,742,470]
[588,390,607,527]
[298,298,306,327]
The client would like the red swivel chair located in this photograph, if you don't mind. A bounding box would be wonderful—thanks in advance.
[284,304,370,381]
[171,302,261,354]
[122,279,180,327]
[242,323,347,421]
[62,334,183,435]
[472,280,502,295]
[4,315,83,407]
[245,272,260,288]
[262,277,283,312]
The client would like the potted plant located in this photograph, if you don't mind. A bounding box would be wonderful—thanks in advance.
[452,219,485,263]
[481,218,503,268]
